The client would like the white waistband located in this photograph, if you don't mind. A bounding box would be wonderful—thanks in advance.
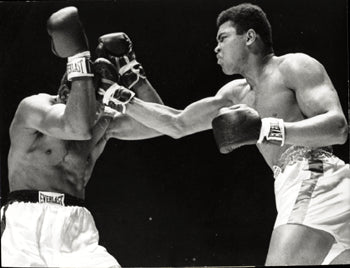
[273,145,334,177]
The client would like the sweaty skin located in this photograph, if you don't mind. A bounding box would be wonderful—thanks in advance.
[116,19,348,265]
[9,113,108,198]
[226,53,343,169]
[124,22,347,170]
[8,85,161,200]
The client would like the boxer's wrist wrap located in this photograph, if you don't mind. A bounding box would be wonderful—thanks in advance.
[119,59,146,89]
[102,83,135,114]
[257,118,285,146]
[67,51,94,81]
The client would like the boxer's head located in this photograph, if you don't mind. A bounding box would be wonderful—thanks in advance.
[216,3,273,55]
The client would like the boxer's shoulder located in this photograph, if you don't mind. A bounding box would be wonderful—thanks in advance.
[277,53,320,73]
[216,78,251,104]
[9,93,59,139]
[19,93,57,109]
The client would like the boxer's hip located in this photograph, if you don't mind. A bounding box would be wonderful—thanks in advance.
[0,190,110,266]
[272,145,350,250]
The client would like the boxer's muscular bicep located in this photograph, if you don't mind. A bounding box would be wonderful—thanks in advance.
[173,79,246,136]
[176,95,233,136]
[17,94,88,140]
[282,54,347,146]
[287,55,343,117]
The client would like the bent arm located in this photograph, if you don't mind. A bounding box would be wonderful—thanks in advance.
[283,54,348,146]
[13,91,93,140]
[65,78,97,136]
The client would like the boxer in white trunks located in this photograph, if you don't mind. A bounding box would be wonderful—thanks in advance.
[99,3,350,265]
[1,7,162,267]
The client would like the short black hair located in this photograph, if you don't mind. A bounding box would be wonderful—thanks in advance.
[217,3,273,53]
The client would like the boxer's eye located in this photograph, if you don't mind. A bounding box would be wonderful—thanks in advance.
[218,34,227,43]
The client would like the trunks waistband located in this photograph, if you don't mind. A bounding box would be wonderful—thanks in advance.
[273,145,334,177]
[6,190,85,207]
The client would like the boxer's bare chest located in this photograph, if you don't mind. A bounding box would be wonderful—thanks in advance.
[239,71,306,168]
[241,72,303,123]
[38,117,111,172]
[9,116,111,194]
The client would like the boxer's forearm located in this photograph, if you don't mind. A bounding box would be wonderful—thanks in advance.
[126,96,226,139]
[65,79,96,135]
[102,84,232,138]
[284,111,348,147]
[106,115,162,140]
[125,98,184,138]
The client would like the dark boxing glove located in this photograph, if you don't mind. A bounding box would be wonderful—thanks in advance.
[57,58,118,104]
[212,105,285,154]
[47,6,93,81]
[92,58,119,102]
[95,32,146,89]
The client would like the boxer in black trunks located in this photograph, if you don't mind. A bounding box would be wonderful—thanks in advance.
[1,7,163,267]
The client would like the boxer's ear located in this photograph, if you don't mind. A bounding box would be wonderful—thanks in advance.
[246,29,256,45]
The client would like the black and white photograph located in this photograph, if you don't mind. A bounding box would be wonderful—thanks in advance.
[0,0,349,267]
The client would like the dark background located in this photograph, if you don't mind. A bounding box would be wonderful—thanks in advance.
[0,0,348,267]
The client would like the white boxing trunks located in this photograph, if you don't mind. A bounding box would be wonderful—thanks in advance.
[1,190,121,268]
[273,146,350,264]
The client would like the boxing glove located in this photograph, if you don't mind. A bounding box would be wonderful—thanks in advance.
[47,6,93,81]
[95,32,146,89]
[212,105,285,154]
[57,58,118,104]
[92,58,119,102]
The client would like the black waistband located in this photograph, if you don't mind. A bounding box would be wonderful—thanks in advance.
[7,190,85,207]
